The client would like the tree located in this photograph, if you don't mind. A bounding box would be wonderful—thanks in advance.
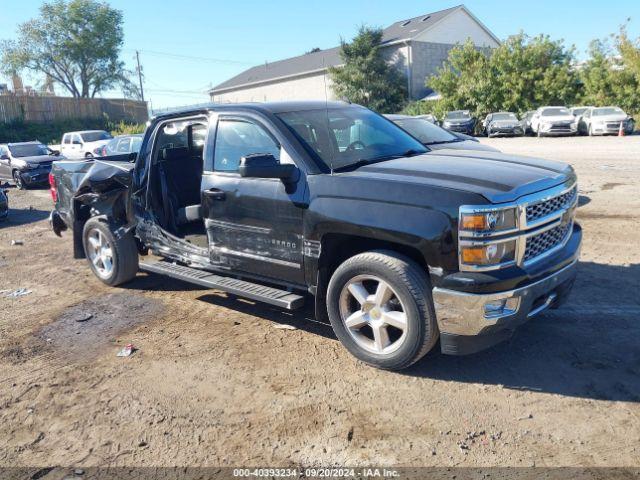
[426,33,580,118]
[0,0,138,99]
[580,28,640,113]
[329,26,407,113]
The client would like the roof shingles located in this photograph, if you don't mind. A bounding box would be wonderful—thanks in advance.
[212,5,462,93]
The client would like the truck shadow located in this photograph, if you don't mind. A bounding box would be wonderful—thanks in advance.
[142,261,640,403]
[0,207,50,227]
[405,261,640,402]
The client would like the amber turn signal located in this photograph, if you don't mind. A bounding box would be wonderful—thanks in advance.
[461,246,488,264]
[461,214,488,231]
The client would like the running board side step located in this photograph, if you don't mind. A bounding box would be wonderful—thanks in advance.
[139,261,305,310]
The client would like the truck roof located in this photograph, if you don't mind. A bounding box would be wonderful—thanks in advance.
[152,100,353,120]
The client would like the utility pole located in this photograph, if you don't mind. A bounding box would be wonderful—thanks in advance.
[135,50,145,102]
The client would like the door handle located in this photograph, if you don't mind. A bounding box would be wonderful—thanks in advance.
[204,188,226,201]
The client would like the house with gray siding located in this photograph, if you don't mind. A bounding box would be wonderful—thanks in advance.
[209,5,499,104]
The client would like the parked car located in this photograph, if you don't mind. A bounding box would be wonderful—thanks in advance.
[416,114,437,124]
[520,111,536,135]
[578,106,635,136]
[531,107,578,137]
[442,110,476,135]
[0,141,64,189]
[570,106,593,119]
[60,130,113,159]
[386,114,499,152]
[50,101,581,371]
[96,134,144,158]
[482,112,523,137]
[0,187,8,221]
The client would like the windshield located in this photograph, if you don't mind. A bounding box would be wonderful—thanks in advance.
[80,131,112,142]
[541,107,571,117]
[276,107,427,171]
[592,107,624,116]
[392,118,458,145]
[445,111,471,120]
[492,113,517,121]
[8,143,49,157]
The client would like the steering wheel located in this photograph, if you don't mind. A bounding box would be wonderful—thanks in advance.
[346,140,366,151]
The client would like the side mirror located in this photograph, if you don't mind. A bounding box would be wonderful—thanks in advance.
[49,150,60,156]
[239,154,295,181]
[128,152,138,163]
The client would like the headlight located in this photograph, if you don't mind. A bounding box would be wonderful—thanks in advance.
[460,240,517,266]
[460,208,517,233]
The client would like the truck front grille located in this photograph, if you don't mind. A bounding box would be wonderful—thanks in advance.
[524,221,572,262]
[526,186,577,223]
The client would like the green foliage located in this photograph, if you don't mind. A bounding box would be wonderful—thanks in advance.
[427,34,580,119]
[0,0,138,99]
[580,30,640,113]
[329,26,407,113]
[0,117,144,144]
[401,99,447,119]
[109,120,146,136]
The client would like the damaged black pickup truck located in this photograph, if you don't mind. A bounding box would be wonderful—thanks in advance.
[49,101,581,370]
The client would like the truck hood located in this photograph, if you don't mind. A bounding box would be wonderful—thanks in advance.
[427,140,499,153]
[348,150,574,204]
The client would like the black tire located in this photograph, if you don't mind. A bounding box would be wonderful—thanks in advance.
[82,217,139,286]
[85,152,94,159]
[326,250,439,370]
[12,170,26,190]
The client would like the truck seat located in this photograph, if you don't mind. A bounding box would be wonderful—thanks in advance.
[159,146,203,229]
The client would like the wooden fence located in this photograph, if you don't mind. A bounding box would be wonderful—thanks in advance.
[0,95,148,124]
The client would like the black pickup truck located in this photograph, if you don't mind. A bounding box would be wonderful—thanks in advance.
[49,101,581,370]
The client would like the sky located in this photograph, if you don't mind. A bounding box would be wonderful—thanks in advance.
[1,0,639,110]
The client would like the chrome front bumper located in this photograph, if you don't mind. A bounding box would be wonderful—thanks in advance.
[432,258,579,337]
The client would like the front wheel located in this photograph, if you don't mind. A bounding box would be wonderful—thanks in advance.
[12,171,26,190]
[82,217,139,286]
[326,250,439,370]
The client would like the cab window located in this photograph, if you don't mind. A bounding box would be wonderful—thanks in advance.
[213,119,280,172]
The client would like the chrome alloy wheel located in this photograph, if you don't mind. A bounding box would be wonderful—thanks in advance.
[86,228,114,278]
[338,275,408,355]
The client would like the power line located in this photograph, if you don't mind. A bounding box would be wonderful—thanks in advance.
[124,48,253,66]
[145,88,210,95]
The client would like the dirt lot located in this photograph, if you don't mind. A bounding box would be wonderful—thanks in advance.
[0,135,639,469]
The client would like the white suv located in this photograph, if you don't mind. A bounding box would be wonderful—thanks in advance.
[60,130,113,159]
[530,107,578,137]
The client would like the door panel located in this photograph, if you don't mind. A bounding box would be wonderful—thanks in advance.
[201,115,307,285]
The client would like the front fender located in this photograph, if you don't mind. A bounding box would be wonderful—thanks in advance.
[306,196,457,270]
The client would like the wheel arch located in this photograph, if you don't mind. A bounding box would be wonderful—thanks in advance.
[313,230,441,323]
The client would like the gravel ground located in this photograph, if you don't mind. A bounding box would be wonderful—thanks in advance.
[0,135,639,470]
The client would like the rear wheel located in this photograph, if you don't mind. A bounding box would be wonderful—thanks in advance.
[326,250,438,370]
[82,217,139,286]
